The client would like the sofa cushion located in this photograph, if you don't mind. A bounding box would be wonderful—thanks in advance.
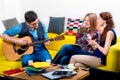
[0,38,3,57]
[48,50,58,59]
[65,18,83,35]
[46,33,76,59]
[117,37,120,42]
[48,17,65,34]
[46,33,76,51]
[2,17,19,30]
[0,56,22,74]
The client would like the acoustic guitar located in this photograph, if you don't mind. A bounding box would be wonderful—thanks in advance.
[2,35,65,61]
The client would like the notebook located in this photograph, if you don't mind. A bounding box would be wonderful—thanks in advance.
[31,62,51,68]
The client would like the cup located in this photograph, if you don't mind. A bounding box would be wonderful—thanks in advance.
[46,59,51,64]
[28,60,33,65]
[67,64,74,70]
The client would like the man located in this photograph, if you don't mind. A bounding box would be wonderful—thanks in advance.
[1,10,52,67]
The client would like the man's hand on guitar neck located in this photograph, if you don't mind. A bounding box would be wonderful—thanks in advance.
[44,40,50,46]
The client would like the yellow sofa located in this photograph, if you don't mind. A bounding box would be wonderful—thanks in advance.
[0,38,22,74]
[46,33,120,72]
[0,33,120,74]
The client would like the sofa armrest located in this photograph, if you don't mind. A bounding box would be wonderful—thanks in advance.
[99,42,120,71]
[117,37,120,42]
[107,42,120,70]
[0,38,3,57]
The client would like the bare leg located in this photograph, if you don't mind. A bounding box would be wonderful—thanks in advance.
[69,55,101,68]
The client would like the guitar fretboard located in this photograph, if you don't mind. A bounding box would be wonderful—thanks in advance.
[27,38,54,46]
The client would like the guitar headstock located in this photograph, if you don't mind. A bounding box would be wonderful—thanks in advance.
[54,35,65,41]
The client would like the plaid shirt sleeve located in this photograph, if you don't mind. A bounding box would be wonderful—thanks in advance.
[92,30,100,45]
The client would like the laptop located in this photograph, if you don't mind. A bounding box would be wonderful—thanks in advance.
[41,69,77,80]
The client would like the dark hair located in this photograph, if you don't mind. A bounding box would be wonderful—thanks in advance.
[25,10,38,23]
[100,12,115,43]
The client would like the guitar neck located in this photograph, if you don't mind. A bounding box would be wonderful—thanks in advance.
[27,38,54,46]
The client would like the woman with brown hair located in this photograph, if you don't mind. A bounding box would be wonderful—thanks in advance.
[52,13,100,65]
[69,12,117,68]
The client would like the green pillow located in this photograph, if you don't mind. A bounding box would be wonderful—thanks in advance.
[48,17,65,34]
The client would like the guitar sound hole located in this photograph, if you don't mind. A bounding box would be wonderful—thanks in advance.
[17,46,29,55]
[17,49,25,55]
[21,45,27,49]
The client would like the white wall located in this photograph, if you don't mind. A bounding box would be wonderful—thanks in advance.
[0,0,120,36]
[0,0,21,34]
[0,0,6,34]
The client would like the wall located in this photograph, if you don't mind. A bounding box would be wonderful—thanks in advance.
[0,0,120,36]
[0,0,21,34]
[0,0,6,34]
